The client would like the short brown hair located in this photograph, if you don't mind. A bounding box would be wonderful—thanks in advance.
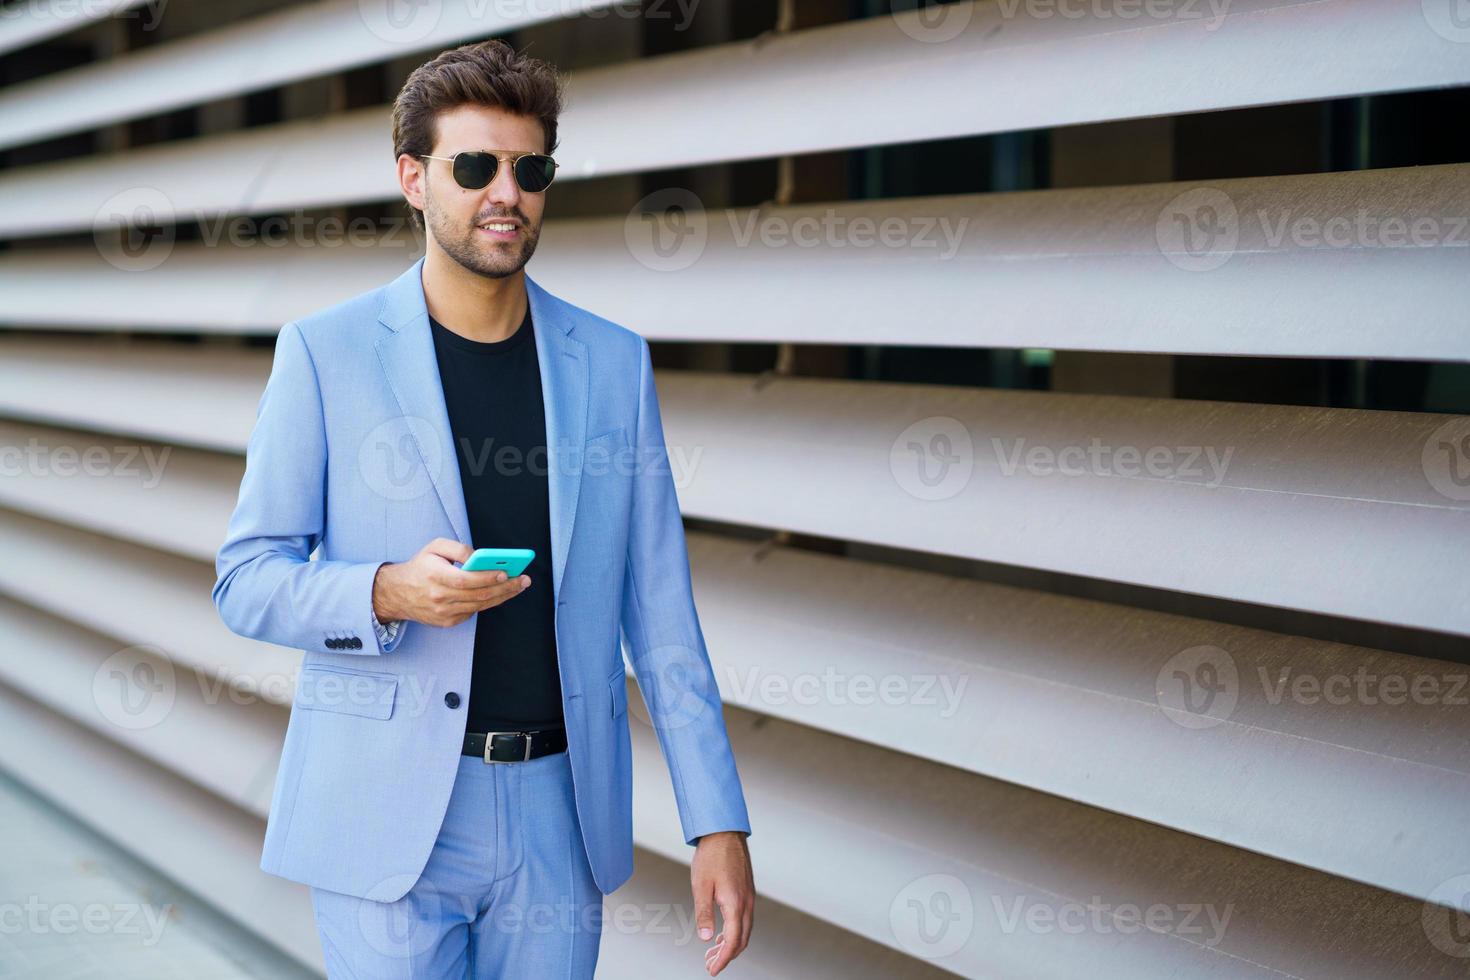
[392,39,566,233]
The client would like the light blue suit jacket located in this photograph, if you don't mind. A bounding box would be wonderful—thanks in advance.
[213,256,751,900]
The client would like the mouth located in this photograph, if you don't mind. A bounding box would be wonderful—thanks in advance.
[476,220,520,241]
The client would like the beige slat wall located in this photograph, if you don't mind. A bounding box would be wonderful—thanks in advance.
[3,163,1469,357]
[1,1,1468,977]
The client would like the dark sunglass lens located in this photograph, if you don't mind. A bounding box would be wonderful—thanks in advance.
[452,152,497,189]
[514,155,556,192]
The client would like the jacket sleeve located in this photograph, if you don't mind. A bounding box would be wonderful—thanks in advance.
[619,336,752,845]
[212,321,406,656]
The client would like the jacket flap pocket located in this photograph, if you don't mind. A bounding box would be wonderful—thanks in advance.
[295,665,397,720]
[587,425,625,447]
[609,665,628,719]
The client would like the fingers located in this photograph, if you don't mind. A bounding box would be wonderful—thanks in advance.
[693,878,717,945]
[694,876,732,979]
[460,578,532,611]
[428,574,530,610]
[437,563,525,591]
[705,891,748,976]
[423,553,525,591]
[421,537,472,564]
[478,576,531,609]
[414,558,532,626]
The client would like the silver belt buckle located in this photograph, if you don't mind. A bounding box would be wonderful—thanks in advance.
[483,731,533,764]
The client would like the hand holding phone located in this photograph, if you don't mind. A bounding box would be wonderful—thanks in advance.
[461,548,535,577]
[372,540,533,629]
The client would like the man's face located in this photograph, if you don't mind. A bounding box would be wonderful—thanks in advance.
[418,104,548,279]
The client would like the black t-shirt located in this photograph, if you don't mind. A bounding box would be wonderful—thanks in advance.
[429,303,563,733]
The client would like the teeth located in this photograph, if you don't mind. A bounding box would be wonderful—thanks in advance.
[480,223,515,232]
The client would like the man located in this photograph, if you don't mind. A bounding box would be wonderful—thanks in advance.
[212,39,754,978]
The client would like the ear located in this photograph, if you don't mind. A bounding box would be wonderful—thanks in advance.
[397,153,429,213]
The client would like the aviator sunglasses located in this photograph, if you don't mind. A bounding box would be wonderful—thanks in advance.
[417,149,558,193]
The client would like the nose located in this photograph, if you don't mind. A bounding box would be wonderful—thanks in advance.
[484,157,521,207]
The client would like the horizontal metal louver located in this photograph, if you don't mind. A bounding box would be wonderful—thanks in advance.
[3,1,1467,237]
[3,163,1466,359]
[2,2,1466,976]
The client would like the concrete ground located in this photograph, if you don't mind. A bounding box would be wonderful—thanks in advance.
[0,770,315,980]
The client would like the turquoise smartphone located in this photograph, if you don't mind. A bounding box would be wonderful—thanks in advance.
[461,548,535,577]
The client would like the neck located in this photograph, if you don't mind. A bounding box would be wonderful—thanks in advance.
[421,246,528,343]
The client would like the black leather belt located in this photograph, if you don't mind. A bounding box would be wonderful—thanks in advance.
[462,727,567,763]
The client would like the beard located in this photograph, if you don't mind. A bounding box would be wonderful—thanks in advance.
[424,192,541,279]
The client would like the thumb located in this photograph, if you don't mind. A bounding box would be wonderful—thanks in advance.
[423,538,472,564]
[693,877,717,942]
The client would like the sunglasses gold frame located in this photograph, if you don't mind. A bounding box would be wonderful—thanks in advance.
[417,150,558,192]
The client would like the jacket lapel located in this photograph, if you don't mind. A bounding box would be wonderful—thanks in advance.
[373,257,471,547]
[526,272,589,603]
[373,257,588,601]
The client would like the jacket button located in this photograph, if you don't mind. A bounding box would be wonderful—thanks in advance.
[444,692,461,709]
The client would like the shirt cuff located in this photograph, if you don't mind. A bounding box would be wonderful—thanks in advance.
[370,608,403,648]
[368,562,403,651]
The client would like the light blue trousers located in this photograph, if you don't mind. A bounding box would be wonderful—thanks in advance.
[309,749,603,978]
